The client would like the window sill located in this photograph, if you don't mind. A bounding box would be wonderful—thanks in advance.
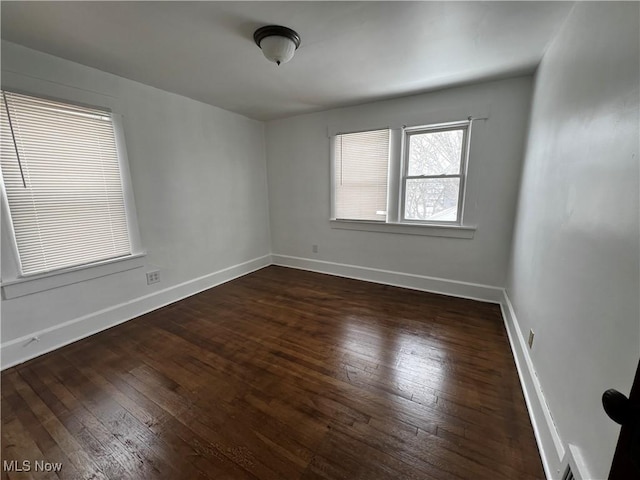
[329,220,476,238]
[1,253,146,299]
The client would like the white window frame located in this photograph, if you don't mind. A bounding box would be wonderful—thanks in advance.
[330,119,476,239]
[0,88,145,299]
[400,121,470,226]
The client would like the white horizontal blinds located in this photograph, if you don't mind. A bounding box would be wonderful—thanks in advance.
[334,129,390,221]
[0,91,131,275]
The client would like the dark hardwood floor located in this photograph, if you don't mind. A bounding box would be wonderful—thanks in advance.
[1,266,543,479]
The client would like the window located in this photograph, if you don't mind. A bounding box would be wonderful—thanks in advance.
[402,124,468,223]
[331,120,471,227]
[333,129,390,221]
[1,90,135,276]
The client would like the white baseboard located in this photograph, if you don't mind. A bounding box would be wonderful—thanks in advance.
[500,290,566,480]
[2,252,575,480]
[1,254,272,370]
[272,254,504,303]
[272,258,572,478]
[1,254,502,369]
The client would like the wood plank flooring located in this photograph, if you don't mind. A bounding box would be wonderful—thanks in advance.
[1,266,544,479]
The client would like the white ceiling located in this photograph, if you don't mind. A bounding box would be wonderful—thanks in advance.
[1,1,574,121]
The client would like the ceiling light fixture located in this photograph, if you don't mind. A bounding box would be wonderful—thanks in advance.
[253,25,301,66]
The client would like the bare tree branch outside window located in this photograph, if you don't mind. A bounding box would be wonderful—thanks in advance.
[404,128,464,222]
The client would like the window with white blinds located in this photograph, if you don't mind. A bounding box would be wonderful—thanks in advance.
[333,129,390,221]
[0,91,132,276]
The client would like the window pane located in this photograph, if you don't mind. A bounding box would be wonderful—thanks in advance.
[407,129,464,176]
[334,129,389,221]
[404,178,460,222]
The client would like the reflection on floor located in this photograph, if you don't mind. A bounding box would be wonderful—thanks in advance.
[1,265,543,479]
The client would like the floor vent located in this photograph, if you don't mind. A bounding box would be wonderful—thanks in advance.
[562,465,575,480]
[562,443,590,480]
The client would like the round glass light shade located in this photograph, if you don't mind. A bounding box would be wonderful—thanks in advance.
[259,35,297,65]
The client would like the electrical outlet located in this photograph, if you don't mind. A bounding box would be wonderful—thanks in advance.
[312,244,318,253]
[146,270,160,285]
[528,329,535,349]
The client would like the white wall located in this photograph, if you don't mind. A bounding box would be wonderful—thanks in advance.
[506,3,640,479]
[266,77,532,290]
[1,42,272,365]
[4,7,637,474]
